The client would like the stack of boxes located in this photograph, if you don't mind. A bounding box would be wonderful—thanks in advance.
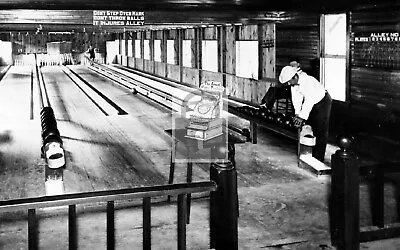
[185,81,224,140]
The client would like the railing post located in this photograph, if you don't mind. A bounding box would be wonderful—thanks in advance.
[107,201,115,250]
[210,144,238,250]
[28,209,38,250]
[143,197,151,250]
[330,134,359,250]
[69,205,77,250]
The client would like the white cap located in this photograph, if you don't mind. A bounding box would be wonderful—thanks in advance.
[279,66,298,83]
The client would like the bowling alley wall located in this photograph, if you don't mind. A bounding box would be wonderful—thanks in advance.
[109,5,400,159]
[0,31,112,65]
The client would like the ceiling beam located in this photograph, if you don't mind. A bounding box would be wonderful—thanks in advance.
[0,0,396,12]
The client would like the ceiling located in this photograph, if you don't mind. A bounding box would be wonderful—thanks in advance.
[0,0,392,11]
[0,0,396,33]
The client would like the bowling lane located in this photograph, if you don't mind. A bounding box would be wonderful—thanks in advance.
[0,66,34,120]
[67,65,173,117]
[0,66,44,199]
[40,66,183,194]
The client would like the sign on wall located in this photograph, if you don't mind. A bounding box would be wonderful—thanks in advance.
[93,10,144,26]
[352,31,400,70]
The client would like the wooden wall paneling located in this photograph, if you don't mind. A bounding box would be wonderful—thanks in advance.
[168,29,177,40]
[162,30,168,74]
[131,32,136,61]
[83,32,90,53]
[136,58,144,71]
[237,24,258,41]
[140,31,144,60]
[38,33,47,54]
[22,33,30,54]
[259,23,276,79]
[166,64,181,82]
[218,26,225,87]
[256,79,268,104]
[124,31,129,57]
[228,74,243,99]
[178,29,183,82]
[203,27,217,40]
[122,55,128,66]
[155,30,163,40]
[348,9,400,141]
[145,30,151,40]
[351,7,400,25]
[224,25,236,75]
[351,68,400,108]
[195,27,202,87]
[184,28,195,40]
[150,30,155,74]
[190,38,196,70]
[154,61,166,78]
[200,70,223,87]
[276,16,320,77]
[225,74,234,97]
[182,67,200,87]
[174,31,179,65]
[0,33,10,41]
[251,78,262,103]
[144,59,154,73]
[137,31,142,40]
[127,56,134,68]
[241,77,252,102]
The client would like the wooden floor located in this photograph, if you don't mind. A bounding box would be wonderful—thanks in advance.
[1,65,400,249]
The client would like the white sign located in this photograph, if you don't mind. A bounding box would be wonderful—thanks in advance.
[200,81,225,93]
[93,10,145,26]
[355,32,400,42]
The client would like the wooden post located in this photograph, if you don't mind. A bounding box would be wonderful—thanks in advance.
[28,209,38,250]
[69,205,77,250]
[210,144,238,250]
[330,134,359,249]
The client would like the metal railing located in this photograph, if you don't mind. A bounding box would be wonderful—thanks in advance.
[0,181,217,250]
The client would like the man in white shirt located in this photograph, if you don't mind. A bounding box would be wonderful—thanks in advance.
[278,66,332,162]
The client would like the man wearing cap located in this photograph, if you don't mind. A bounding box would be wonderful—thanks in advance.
[260,57,301,111]
[279,65,332,162]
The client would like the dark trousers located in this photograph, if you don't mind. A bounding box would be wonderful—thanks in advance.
[261,86,291,110]
[307,92,332,162]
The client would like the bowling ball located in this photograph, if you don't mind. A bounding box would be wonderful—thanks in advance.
[267,113,275,123]
[284,117,291,128]
[248,108,255,116]
[275,113,285,125]
[259,109,268,119]
[253,108,260,117]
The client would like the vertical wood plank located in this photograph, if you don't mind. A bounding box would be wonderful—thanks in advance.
[28,209,38,250]
[225,26,236,75]
[69,205,77,250]
[107,201,115,250]
[177,194,187,250]
[143,197,151,250]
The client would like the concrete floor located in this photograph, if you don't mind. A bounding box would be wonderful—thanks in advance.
[1,65,400,249]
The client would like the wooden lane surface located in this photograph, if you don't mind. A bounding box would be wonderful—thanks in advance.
[0,66,44,199]
[68,65,174,116]
[40,66,210,195]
